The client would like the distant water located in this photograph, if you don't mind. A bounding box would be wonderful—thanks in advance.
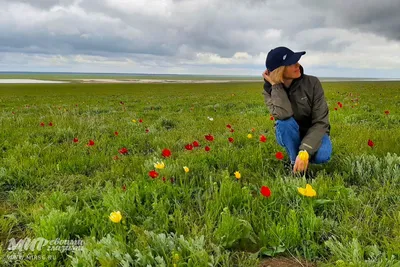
[0,72,399,82]
[0,79,68,84]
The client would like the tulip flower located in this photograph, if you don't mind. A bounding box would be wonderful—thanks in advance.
[275,152,284,160]
[298,184,317,197]
[368,139,374,148]
[109,211,122,223]
[87,140,95,146]
[162,148,171,158]
[119,148,128,155]
[149,170,159,178]
[205,134,214,141]
[154,161,165,169]
[260,186,271,198]
[234,171,241,179]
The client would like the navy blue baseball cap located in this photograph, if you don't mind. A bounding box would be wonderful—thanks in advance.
[265,46,306,72]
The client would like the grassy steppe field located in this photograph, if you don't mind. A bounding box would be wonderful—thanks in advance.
[0,81,400,266]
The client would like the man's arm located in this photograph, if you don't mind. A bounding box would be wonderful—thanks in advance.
[262,83,294,120]
[299,79,330,156]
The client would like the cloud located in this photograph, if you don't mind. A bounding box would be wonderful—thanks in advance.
[0,0,399,76]
[303,0,400,41]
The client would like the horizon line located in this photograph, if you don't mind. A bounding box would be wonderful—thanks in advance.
[1,71,400,80]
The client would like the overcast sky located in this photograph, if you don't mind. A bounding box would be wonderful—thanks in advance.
[0,0,400,77]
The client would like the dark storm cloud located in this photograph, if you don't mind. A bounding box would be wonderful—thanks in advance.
[304,0,400,41]
[0,0,399,61]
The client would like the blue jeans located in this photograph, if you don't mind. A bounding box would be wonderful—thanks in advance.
[275,117,332,164]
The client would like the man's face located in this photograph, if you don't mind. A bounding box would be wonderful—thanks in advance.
[283,62,301,79]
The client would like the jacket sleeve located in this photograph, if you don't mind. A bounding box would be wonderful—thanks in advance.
[299,79,330,156]
[262,83,294,120]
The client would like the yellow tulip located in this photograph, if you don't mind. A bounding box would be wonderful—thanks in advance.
[109,211,122,223]
[173,253,180,262]
[154,161,165,169]
[183,166,189,173]
[298,150,309,161]
[132,119,137,123]
[234,171,241,179]
[298,184,317,197]
[247,134,253,139]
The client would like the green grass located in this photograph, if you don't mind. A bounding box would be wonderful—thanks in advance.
[0,81,399,266]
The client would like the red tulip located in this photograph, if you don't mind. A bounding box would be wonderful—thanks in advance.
[205,134,214,142]
[260,186,271,198]
[119,147,128,155]
[368,139,374,148]
[185,144,193,150]
[73,138,79,143]
[384,110,390,115]
[193,141,200,147]
[228,137,234,143]
[122,184,126,191]
[114,131,119,136]
[162,148,171,158]
[40,122,45,127]
[226,124,232,128]
[275,152,284,160]
[149,170,159,178]
[48,122,53,126]
[230,129,235,133]
[113,155,119,160]
[87,140,95,146]
[260,135,267,143]
[145,129,149,133]
[139,119,143,123]
[270,116,274,121]
[205,146,210,152]
[334,107,338,111]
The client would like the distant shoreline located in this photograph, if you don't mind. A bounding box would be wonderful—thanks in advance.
[0,71,399,82]
[1,78,400,84]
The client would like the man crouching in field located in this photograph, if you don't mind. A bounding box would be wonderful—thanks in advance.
[262,46,332,174]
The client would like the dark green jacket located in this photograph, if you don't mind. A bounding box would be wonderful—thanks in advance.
[262,66,330,156]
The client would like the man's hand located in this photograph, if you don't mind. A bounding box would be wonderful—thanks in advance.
[293,150,309,173]
[262,69,276,85]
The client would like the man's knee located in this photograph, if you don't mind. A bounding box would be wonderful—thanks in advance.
[313,152,331,164]
[276,117,299,130]
[275,117,300,148]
